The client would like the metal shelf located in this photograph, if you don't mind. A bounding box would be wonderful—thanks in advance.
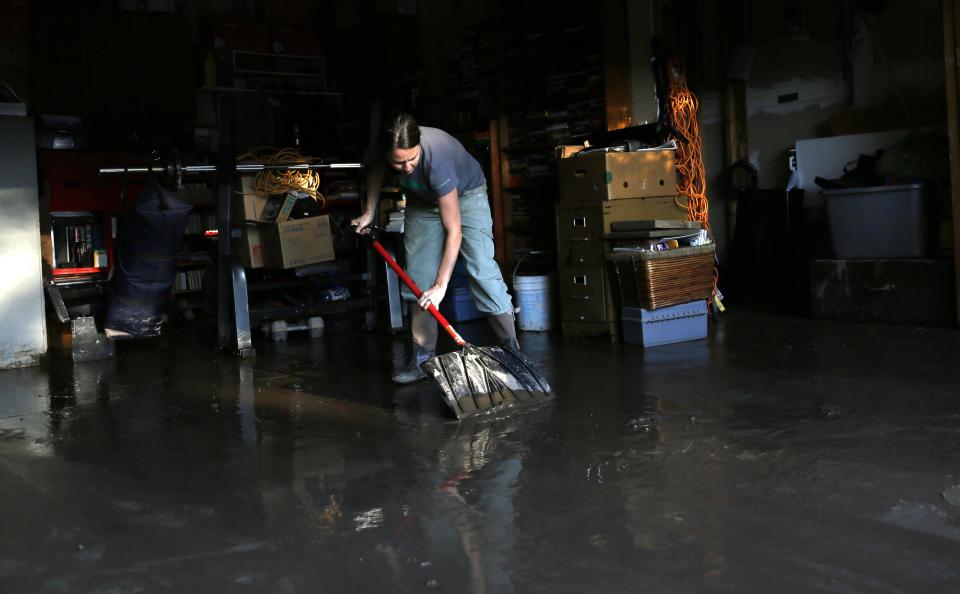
[246,272,370,293]
[234,69,326,78]
[248,296,372,322]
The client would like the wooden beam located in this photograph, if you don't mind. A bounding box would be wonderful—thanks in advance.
[489,117,506,265]
[722,79,748,240]
[603,0,632,130]
[944,0,960,325]
[723,80,749,165]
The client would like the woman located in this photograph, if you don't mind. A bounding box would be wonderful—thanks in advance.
[352,114,518,384]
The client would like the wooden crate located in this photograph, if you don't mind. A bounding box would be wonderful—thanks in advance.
[606,244,716,310]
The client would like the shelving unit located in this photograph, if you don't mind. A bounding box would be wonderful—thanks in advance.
[38,151,140,352]
[495,4,604,272]
[430,2,606,273]
[166,185,218,317]
[193,80,375,354]
[213,165,374,353]
[49,211,110,275]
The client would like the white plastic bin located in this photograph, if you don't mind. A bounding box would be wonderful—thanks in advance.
[822,184,930,258]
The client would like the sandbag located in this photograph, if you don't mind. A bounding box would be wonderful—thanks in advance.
[105,178,192,337]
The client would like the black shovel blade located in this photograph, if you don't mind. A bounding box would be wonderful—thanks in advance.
[420,344,554,419]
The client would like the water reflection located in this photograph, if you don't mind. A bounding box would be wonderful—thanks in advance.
[615,393,733,583]
[0,328,736,592]
[246,361,533,593]
[3,313,960,591]
[241,335,736,592]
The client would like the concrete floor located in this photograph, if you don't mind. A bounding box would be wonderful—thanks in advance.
[1,311,959,593]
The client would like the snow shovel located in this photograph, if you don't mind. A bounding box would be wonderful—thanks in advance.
[366,231,554,419]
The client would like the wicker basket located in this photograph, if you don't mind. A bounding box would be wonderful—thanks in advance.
[606,244,716,310]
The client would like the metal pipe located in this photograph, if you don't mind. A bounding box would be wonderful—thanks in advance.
[99,166,165,174]
[234,163,362,171]
[98,162,362,175]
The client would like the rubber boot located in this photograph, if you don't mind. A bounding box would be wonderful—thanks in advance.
[487,311,520,353]
[391,343,435,384]
[392,306,438,384]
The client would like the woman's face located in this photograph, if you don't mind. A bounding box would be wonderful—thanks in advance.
[388,145,421,175]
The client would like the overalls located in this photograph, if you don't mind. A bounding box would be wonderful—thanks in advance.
[401,185,514,316]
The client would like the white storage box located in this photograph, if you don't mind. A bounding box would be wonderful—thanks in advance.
[622,300,707,348]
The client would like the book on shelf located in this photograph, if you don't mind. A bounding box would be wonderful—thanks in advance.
[185,211,217,235]
[174,268,207,293]
[52,218,104,270]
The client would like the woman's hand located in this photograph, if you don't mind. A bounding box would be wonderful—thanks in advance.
[350,210,375,235]
[418,282,448,311]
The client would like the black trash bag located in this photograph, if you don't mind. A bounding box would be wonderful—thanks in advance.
[814,150,884,190]
[106,178,192,337]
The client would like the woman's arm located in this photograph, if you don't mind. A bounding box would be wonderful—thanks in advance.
[351,162,385,234]
[418,188,462,309]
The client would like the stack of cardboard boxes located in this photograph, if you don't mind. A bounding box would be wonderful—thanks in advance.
[555,146,684,340]
[232,176,335,270]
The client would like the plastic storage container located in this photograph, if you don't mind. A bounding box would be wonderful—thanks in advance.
[514,274,553,331]
[440,286,483,322]
[621,300,707,348]
[822,184,930,258]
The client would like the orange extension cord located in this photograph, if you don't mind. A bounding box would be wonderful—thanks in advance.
[668,76,709,227]
[237,147,326,206]
[668,72,720,305]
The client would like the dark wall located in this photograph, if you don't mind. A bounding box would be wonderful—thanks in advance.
[29,3,196,135]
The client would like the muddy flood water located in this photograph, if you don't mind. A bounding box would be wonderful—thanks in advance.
[1,310,959,593]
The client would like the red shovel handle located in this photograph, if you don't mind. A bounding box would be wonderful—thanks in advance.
[370,239,466,347]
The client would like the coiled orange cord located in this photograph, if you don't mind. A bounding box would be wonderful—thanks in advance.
[668,78,709,227]
[237,147,326,206]
[668,72,719,303]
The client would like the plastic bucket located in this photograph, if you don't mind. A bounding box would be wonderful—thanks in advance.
[514,274,553,331]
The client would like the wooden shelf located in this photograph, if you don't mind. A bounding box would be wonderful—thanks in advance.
[200,86,343,97]
[501,143,557,154]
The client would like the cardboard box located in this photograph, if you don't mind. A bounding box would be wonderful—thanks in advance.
[259,215,334,269]
[234,223,264,269]
[559,149,676,204]
[233,175,269,221]
[556,145,586,159]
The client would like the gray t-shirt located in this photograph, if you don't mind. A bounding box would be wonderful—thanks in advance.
[399,127,486,204]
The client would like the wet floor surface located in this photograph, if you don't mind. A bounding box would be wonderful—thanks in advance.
[1,311,959,593]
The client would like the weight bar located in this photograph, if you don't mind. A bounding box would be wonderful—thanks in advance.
[98,163,362,174]
[98,148,362,190]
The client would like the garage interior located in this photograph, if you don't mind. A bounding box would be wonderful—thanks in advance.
[1,0,959,592]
